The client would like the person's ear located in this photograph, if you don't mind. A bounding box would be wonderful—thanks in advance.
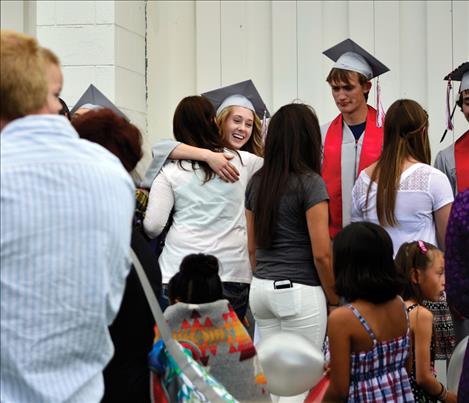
[363,81,372,94]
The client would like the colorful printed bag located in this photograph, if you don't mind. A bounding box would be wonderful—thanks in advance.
[130,249,237,403]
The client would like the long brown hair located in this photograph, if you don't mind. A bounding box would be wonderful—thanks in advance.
[216,106,264,157]
[253,103,322,248]
[366,99,431,226]
[173,96,227,183]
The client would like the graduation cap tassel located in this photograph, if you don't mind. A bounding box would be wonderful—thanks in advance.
[440,103,457,143]
[376,77,385,128]
[446,78,454,132]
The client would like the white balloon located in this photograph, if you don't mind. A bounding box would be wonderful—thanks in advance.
[256,332,324,396]
[447,336,468,393]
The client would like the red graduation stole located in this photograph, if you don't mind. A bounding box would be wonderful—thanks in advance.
[455,130,469,193]
[322,106,383,239]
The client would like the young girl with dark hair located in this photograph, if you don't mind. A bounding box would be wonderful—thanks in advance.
[162,254,268,401]
[395,241,457,403]
[167,253,223,304]
[144,96,263,320]
[325,222,413,402]
[352,99,453,254]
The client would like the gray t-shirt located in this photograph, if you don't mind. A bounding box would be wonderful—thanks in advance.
[245,172,329,287]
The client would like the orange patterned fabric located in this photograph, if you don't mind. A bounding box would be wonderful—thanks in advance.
[154,300,268,400]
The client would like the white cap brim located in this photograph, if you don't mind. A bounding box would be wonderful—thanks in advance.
[216,94,255,116]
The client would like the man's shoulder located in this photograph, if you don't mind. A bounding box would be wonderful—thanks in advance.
[434,143,455,171]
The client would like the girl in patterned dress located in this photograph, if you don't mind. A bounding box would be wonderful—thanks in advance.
[325,222,414,402]
[395,241,457,403]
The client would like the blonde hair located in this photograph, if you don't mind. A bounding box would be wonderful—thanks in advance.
[0,30,48,121]
[366,99,431,226]
[216,106,264,157]
[39,46,60,66]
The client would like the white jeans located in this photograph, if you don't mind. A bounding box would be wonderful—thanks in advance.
[249,277,327,402]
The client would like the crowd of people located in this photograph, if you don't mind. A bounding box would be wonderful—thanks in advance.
[1,29,468,403]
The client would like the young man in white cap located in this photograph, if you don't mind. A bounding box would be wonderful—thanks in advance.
[435,62,469,195]
[322,39,389,238]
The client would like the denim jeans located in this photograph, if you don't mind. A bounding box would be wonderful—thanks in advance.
[222,282,250,321]
[158,284,170,312]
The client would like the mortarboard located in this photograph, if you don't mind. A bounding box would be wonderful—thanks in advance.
[444,62,469,93]
[202,80,270,119]
[323,38,390,127]
[441,62,469,141]
[70,84,128,120]
[323,38,389,80]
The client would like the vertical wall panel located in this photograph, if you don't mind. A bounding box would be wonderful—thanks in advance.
[271,1,298,109]
[195,1,221,92]
[399,1,427,103]
[147,0,196,141]
[373,1,400,112]
[220,1,249,85]
[321,1,350,120]
[245,1,273,113]
[297,1,326,117]
[348,1,374,48]
[426,1,453,153]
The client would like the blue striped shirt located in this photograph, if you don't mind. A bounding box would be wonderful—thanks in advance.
[1,115,135,402]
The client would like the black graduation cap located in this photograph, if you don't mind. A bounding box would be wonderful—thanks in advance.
[323,38,390,80]
[202,80,270,119]
[70,84,128,120]
[441,62,469,142]
[444,62,469,92]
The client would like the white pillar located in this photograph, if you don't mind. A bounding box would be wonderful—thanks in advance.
[34,0,149,171]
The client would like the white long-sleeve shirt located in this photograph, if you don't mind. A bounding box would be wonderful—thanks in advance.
[144,150,263,283]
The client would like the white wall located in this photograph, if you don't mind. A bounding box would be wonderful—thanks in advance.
[32,0,150,171]
[1,0,36,35]
[146,0,469,162]
[3,0,468,170]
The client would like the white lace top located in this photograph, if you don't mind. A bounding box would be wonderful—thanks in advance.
[351,163,454,255]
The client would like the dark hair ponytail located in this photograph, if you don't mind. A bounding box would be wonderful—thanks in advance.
[168,253,223,304]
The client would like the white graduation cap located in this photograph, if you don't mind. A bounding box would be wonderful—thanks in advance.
[202,80,270,119]
[70,84,128,120]
[323,38,390,80]
[323,38,390,127]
